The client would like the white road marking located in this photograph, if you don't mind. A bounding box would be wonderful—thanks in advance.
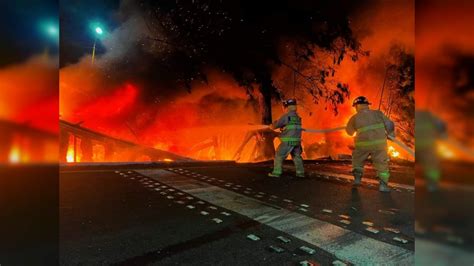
[309,170,414,191]
[137,169,413,265]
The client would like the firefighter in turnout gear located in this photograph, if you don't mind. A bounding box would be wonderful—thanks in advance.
[268,99,305,178]
[346,96,395,192]
[415,110,447,191]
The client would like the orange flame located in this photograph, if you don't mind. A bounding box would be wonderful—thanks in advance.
[66,145,75,163]
[8,145,21,164]
[388,146,400,158]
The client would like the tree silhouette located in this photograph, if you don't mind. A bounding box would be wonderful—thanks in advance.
[138,0,367,155]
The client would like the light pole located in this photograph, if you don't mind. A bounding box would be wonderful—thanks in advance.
[91,26,103,64]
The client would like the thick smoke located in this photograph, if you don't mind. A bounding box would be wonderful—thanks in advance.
[60,0,414,160]
[416,0,474,149]
[0,54,58,133]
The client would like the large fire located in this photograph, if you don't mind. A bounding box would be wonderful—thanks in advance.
[58,1,414,163]
[415,1,474,162]
[0,54,58,164]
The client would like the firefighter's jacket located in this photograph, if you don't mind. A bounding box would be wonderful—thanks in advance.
[346,107,394,150]
[272,110,303,145]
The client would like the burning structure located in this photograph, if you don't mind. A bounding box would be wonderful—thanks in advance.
[59,120,190,163]
[60,0,414,163]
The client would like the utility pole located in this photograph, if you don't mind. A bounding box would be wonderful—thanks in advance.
[378,66,389,110]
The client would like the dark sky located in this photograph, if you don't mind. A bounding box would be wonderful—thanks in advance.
[60,0,120,66]
[59,0,368,105]
[0,0,58,66]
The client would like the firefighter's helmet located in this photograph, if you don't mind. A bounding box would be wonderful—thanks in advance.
[283,98,297,107]
[352,96,371,106]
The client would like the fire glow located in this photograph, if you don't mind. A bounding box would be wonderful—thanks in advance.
[8,145,21,164]
[388,146,400,158]
[58,1,414,163]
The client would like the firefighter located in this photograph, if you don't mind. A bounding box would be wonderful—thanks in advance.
[346,96,395,192]
[268,99,305,178]
[416,110,447,191]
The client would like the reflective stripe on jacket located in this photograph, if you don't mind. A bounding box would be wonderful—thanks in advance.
[346,108,392,150]
[273,110,302,145]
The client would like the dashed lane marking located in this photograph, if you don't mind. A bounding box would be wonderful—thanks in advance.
[137,169,413,265]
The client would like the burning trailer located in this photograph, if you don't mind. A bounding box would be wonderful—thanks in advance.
[59,120,190,164]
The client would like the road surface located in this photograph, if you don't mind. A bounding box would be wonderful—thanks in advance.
[60,160,415,265]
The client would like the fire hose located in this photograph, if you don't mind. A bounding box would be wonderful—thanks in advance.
[303,126,346,133]
[253,124,415,157]
[301,126,415,157]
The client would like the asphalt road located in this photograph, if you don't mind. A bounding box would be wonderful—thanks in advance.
[60,161,415,265]
[0,165,59,265]
[3,160,472,265]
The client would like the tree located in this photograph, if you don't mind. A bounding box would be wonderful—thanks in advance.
[379,45,415,148]
[138,0,366,156]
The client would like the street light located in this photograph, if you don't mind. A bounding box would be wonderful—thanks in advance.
[46,25,58,37]
[39,20,59,56]
[91,26,104,64]
[95,27,103,35]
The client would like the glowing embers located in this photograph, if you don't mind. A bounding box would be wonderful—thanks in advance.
[388,146,400,158]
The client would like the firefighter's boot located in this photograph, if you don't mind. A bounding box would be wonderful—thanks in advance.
[352,169,362,186]
[268,172,281,178]
[379,179,391,193]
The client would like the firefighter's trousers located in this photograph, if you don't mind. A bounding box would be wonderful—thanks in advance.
[272,142,304,176]
[352,148,390,182]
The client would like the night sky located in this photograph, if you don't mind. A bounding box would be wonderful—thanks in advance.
[60,0,369,107]
[60,0,120,66]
